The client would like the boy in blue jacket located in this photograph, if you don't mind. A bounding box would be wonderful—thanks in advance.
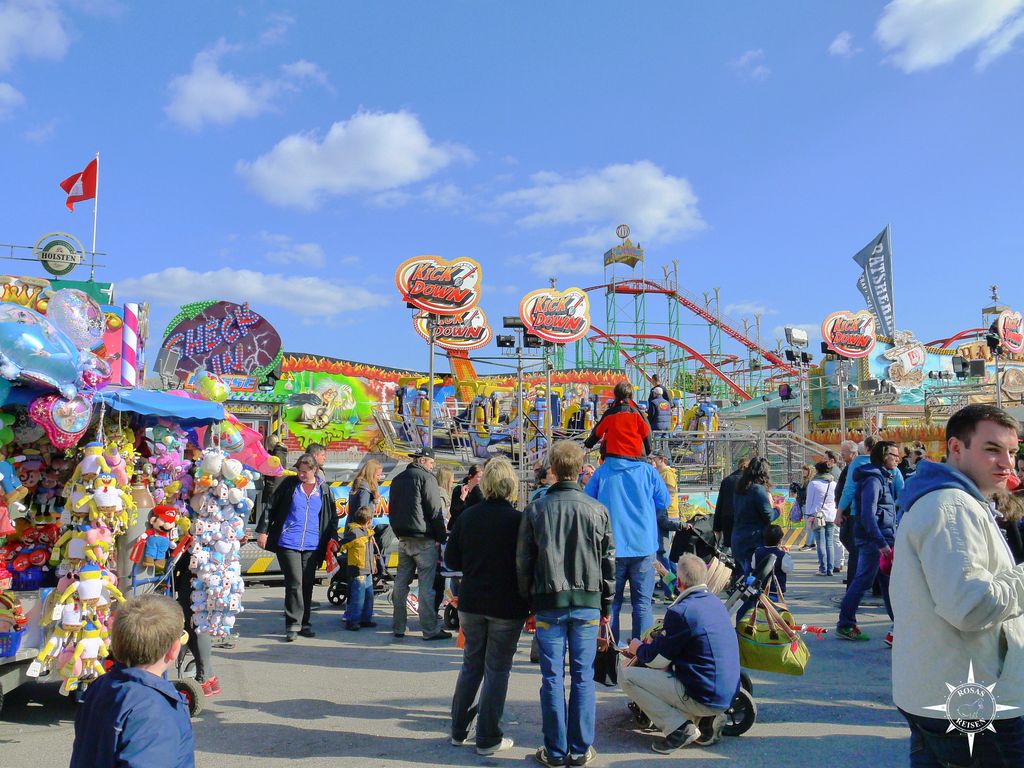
[70,594,195,768]
[620,553,741,753]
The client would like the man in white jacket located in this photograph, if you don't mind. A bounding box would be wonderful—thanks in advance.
[892,404,1023,766]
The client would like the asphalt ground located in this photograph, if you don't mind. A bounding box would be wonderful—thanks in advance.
[0,549,909,767]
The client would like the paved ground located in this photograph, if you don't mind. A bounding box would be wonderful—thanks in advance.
[0,550,909,767]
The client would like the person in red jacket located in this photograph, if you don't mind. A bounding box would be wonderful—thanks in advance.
[584,381,652,460]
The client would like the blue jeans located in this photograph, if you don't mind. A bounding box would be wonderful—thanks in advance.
[344,572,374,625]
[902,711,1024,767]
[655,536,675,598]
[613,555,655,641]
[815,523,836,573]
[838,540,892,629]
[534,607,600,762]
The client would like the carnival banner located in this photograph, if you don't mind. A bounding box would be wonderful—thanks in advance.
[603,238,644,268]
[414,307,492,351]
[821,309,877,358]
[158,301,282,391]
[519,287,591,344]
[395,255,482,315]
[998,310,1024,355]
[853,226,895,338]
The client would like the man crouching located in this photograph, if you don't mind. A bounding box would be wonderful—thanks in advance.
[620,553,740,752]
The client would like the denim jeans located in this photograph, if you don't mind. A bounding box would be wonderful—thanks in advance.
[838,539,892,629]
[839,516,859,587]
[902,711,1024,767]
[392,537,441,637]
[814,522,837,573]
[450,612,524,749]
[534,607,600,762]
[655,535,675,598]
[612,555,655,641]
[344,572,374,625]
[278,548,320,631]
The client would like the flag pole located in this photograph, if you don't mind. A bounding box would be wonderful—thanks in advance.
[91,151,100,258]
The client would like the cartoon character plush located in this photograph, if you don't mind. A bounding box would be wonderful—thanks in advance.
[63,442,111,497]
[128,504,180,572]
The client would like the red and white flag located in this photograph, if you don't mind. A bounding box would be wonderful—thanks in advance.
[59,158,98,211]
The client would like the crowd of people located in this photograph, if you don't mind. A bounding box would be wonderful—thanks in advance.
[68,395,1024,767]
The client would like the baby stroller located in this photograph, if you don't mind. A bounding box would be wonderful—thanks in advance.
[326,524,396,608]
[128,534,205,717]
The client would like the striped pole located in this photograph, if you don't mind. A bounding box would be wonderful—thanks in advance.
[121,303,139,387]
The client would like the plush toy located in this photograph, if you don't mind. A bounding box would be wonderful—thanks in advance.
[57,562,125,607]
[74,473,136,533]
[129,504,180,572]
[62,442,111,497]
[59,621,109,695]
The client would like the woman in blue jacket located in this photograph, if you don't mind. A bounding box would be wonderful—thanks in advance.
[730,458,774,577]
[837,440,898,641]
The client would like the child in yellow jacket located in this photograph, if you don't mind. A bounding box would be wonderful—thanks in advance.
[339,506,376,631]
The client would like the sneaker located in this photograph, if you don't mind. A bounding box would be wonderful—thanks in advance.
[477,738,514,756]
[695,714,725,746]
[837,625,869,641]
[884,631,893,648]
[393,630,406,638]
[424,630,453,641]
[451,736,470,747]
[817,570,829,576]
[285,630,297,642]
[298,627,316,638]
[534,747,565,767]
[568,746,596,765]
[200,677,221,697]
[345,622,360,631]
[360,621,378,628]
[652,721,699,753]
[799,544,814,551]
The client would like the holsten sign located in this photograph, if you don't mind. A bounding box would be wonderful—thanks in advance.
[395,255,482,315]
[413,308,493,352]
[998,310,1024,355]
[519,287,591,344]
[822,309,877,358]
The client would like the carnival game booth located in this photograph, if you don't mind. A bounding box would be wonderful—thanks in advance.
[0,295,234,715]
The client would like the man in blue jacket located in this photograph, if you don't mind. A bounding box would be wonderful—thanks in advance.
[586,455,672,641]
[620,553,740,752]
[837,440,899,641]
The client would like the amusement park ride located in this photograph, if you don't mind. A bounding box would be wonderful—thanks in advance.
[380,226,820,490]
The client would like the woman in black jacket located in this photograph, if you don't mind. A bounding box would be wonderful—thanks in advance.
[256,453,338,641]
[445,457,529,756]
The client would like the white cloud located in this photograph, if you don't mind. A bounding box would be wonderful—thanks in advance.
[165,39,330,131]
[23,118,56,142]
[260,233,326,267]
[724,302,777,318]
[876,0,1024,72]
[497,161,705,246]
[0,0,68,71]
[118,267,388,319]
[237,110,473,209]
[0,82,24,118]
[421,182,466,209]
[259,13,294,45]
[732,48,771,80]
[513,252,603,278]
[829,31,861,57]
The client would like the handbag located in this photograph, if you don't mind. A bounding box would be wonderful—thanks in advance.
[737,594,810,676]
[593,622,619,687]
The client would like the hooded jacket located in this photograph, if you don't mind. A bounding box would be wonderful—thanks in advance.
[852,463,896,549]
[838,455,904,514]
[584,458,670,557]
[892,460,1024,719]
[647,391,673,432]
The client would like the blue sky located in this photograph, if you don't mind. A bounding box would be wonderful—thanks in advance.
[1,0,1022,375]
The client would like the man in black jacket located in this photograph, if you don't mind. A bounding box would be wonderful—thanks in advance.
[712,458,748,552]
[517,440,615,767]
[389,447,450,640]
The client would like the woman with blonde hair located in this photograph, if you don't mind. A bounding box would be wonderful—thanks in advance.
[445,457,528,756]
[436,466,455,523]
[349,459,383,518]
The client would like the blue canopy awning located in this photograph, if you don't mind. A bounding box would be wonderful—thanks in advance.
[97,388,225,426]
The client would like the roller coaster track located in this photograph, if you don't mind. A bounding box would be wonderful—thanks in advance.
[589,325,753,401]
[584,278,799,376]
